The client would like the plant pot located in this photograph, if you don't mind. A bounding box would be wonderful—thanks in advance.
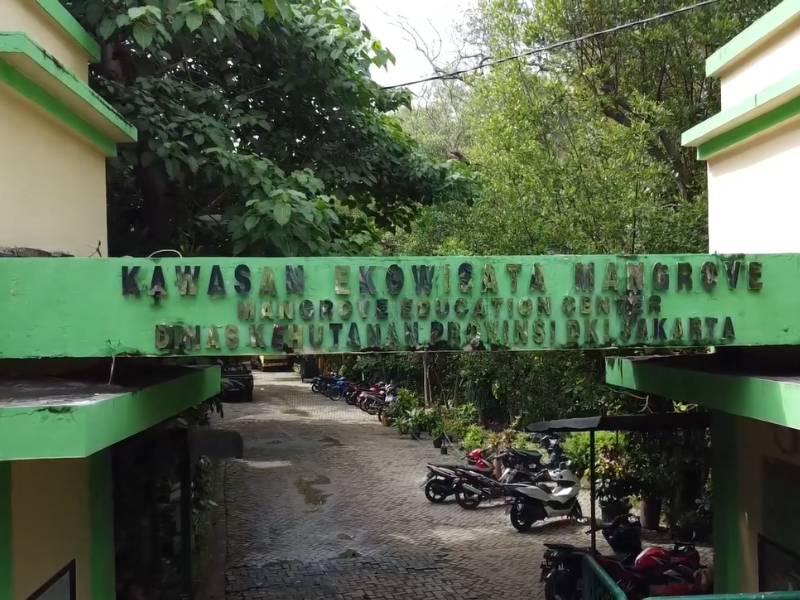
[433,434,445,449]
[380,414,391,427]
[640,497,663,530]
[601,500,630,523]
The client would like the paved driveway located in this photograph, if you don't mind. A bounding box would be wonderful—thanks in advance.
[219,372,705,600]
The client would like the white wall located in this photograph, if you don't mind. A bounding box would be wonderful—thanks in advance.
[721,25,800,109]
[707,119,800,254]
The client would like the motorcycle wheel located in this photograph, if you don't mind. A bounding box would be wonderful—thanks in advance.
[455,485,481,510]
[311,383,320,393]
[510,502,536,532]
[569,501,583,522]
[544,569,578,600]
[424,479,450,503]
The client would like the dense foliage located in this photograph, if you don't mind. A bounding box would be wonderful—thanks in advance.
[69,0,473,257]
[366,0,780,425]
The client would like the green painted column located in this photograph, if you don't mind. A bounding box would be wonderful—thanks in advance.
[0,462,11,600]
[90,451,115,599]
[712,412,742,593]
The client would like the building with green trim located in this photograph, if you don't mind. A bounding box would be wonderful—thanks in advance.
[612,0,800,593]
[0,2,219,598]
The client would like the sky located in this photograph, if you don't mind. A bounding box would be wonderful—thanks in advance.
[349,0,478,89]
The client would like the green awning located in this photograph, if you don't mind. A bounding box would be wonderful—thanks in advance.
[0,366,220,460]
[605,353,800,429]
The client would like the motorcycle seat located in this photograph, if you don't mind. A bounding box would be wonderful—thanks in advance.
[429,463,488,473]
[513,450,542,461]
[545,543,584,552]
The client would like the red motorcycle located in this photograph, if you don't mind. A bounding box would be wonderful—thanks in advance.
[540,514,705,600]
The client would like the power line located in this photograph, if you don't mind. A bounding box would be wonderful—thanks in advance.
[381,0,723,90]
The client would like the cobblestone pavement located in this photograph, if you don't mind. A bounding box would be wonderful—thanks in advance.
[219,372,710,600]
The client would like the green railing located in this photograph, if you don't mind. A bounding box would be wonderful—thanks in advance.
[582,555,800,600]
[655,594,800,599]
[583,555,628,600]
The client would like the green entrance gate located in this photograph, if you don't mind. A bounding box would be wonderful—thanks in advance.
[0,253,786,358]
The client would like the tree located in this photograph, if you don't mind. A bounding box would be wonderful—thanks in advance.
[67,0,474,257]
[378,0,780,424]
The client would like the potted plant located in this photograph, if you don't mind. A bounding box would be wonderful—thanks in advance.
[596,445,633,522]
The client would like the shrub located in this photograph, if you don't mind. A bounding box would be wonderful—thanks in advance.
[462,424,488,451]
[563,432,625,478]
[387,388,422,420]
[439,403,480,441]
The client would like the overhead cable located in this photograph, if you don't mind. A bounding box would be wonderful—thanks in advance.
[381,0,723,89]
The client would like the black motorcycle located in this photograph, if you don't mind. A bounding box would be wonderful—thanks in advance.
[453,453,538,509]
[423,452,494,503]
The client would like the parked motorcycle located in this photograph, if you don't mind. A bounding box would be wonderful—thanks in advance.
[503,464,582,531]
[376,385,397,420]
[423,449,493,503]
[453,451,540,509]
[540,514,703,600]
[310,372,337,395]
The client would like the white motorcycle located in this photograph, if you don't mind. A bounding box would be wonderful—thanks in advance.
[503,464,582,532]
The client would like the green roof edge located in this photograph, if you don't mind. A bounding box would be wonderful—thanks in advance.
[0,32,137,151]
[35,0,102,63]
[681,69,800,159]
[706,0,800,78]
[0,367,220,461]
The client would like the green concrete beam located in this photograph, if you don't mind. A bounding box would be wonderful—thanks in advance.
[0,367,220,460]
[706,0,800,78]
[605,356,800,429]
[682,69,800,160]
[35,0,102,62]
[0,33,137,155]
[0,254,796,357]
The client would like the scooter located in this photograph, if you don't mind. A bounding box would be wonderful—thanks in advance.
[503,464,582,531]
[376,385,397,421]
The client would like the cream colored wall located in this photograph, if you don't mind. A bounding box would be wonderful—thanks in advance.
[11,459,92,599]
[720,24,800,109]
[706,119,800,254]
[734,417,800,592]
[0,85,109,257]
[0,0,89,81]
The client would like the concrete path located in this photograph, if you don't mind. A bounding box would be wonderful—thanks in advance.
[217,371,705,599]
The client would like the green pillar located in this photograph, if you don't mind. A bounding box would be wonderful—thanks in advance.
[90,450,115,599]
[0,462,11,600]
[712,411,742,593]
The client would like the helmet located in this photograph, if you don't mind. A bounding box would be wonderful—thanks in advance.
[634,547,672,571]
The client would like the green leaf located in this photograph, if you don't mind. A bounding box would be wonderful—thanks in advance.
[209,8,226,25]
[98,19,117,39]
[133,23,155,48]
[273,203,292,225]
[186,11,203,31]
[128,7,149,20]
[251,4,266,26]
[244,215,260,231]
